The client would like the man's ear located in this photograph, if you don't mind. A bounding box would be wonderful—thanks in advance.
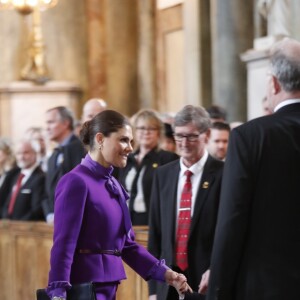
[271,75,281,95]
[204,129,211,144]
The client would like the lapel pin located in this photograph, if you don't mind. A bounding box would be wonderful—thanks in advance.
[152,163,158,168]
[202,181,209,189]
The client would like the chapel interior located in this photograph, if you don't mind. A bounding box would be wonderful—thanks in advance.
[0,1,298,299]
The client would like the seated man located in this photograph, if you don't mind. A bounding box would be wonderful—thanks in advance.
[1,139,45,221]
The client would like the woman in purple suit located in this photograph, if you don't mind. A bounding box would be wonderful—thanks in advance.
[46,110,189,300]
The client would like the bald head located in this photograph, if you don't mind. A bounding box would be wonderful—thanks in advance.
[82,98,107,123]
[271,38,300,60]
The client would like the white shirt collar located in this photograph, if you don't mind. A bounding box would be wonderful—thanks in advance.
[179,150,208,176]
[20,163,39,178]
[274,99,300,112]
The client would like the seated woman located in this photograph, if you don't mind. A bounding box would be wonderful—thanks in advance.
[0,138,19,215]
[118,109,178,225]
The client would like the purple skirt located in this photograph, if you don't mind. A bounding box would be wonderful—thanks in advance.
[94,282,119,300]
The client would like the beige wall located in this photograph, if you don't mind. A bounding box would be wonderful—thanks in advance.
[0,0,88,103]
[1,0,300,135]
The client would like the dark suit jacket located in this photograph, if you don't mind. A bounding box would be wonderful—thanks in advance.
[1,166,45,220]
[0,167,19,216]
[207,103,300,300]
[148,155,223,300]
[117,147,178,224]
[42,134,86,216]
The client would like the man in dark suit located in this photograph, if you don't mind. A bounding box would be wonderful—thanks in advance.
[148,105,223,300]
[42,106,86,223]
[1,139,45,220]
[206,38,300,300]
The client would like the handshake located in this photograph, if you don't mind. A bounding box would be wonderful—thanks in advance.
[163,269,210,300]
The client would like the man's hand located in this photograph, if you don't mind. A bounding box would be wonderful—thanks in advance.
[198,269,210,294]
[165,270,193,295]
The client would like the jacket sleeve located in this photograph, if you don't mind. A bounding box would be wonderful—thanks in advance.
[47,173,88,296]
[121,228,168,283]
[207,128,254,300]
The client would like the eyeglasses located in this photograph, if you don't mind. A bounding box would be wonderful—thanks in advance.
[173,133,200,142]
[136,126,158,132]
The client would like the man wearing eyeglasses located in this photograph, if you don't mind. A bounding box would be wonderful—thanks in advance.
[148,105,224,300]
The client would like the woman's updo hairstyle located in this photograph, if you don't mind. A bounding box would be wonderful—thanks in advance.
[80,110,131,150]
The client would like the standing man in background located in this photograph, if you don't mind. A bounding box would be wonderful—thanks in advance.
[42,106,85,223]
[148,105,223,300]
[206,122,230,161]
[207,38,300,300]
[81,98,107,123]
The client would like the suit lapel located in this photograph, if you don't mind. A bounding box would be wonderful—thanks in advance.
[189,156,216,237]
[21,167,40,189]
[48,148,63,187]
[164,162,180,245]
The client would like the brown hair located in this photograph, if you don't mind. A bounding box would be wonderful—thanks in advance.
[80,110,131,150]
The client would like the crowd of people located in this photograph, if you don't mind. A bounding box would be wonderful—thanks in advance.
[0,98,231,224]
[1,37,300,300]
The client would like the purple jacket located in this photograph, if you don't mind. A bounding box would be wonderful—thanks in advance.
[47,154,168,298]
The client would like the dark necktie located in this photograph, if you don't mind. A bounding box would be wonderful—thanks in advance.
[8,173,25,216]
[176,170,193,271]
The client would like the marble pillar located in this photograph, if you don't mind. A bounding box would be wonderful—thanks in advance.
[183,0,202,106]
[86,0,107,99]
[210,0,254,122]
[183,0,212,108]
[137,0,156,109]
[105,0,139,116]
[194,0,212,107]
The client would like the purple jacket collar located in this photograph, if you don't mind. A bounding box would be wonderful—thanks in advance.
[81,154,114,178]
[81,154,132,235]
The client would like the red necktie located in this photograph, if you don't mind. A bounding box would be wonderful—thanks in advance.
[176,170,193,271]
[8,173,25,216]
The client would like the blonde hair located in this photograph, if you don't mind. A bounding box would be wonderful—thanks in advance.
[133,109,164,138]
[0,138,16,175]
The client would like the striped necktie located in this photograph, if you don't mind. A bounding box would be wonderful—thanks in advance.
[175,170,193,271]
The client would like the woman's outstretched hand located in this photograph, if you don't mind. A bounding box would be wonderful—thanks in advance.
[165,269,193,295]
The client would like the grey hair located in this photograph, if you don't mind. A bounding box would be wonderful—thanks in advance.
[173,105,211,132]
[16,139,40,154]
[46,106,75,130]
[270,51,300,92]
